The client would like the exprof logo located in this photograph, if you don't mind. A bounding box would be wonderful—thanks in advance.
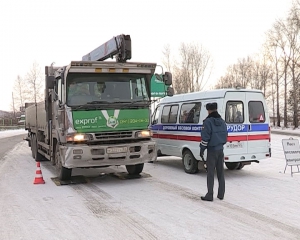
[75,116,99,125]
[101,110,120,128]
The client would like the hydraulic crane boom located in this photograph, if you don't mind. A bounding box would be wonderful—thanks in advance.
[82,34,131,62]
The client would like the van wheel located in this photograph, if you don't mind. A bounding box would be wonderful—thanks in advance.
[225,162,239,170]
[237,162,245,170]
[182,150,198,174]
[54,143,72,181]
[126,163,144,175]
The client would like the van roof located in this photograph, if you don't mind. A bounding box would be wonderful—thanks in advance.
[159,88,263,104]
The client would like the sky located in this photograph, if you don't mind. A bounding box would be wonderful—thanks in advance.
[0,0,294,111]
[0,129,300,239]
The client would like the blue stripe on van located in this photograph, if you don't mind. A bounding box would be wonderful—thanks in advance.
[151,123,269,133]
[151,124,202,132]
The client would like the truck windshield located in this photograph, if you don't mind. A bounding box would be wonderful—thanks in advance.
[66,73,150,106]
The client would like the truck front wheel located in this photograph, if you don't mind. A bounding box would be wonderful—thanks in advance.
[126,163,144,175]
[54,143,72,181]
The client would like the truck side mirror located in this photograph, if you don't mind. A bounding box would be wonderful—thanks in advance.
[163,72,172,86]
[167,87,174,96]
[46,76,55,90]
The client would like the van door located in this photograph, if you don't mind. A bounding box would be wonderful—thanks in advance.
[246,92,270,157]
[160,104,180,155]
[224,92,248,159]
[151,105,162,151]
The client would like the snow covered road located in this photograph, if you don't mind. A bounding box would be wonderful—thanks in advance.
[0,131,299,240]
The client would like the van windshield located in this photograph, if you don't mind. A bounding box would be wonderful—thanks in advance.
[66,73,150,106]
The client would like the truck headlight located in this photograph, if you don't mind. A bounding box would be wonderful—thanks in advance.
[66,133,91,142]
[135,130,152,138]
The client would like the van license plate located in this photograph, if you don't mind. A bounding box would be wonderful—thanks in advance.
[107,147,128,154]
[226,142,243,149]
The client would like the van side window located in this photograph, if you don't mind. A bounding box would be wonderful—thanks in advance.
[225,101,244,123]
[152,106,161,124]
[161,105,179,123]
[169,105,179,123]
[180,102,201,123]
[249,101,265,123]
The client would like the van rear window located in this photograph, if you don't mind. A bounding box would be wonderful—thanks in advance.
[225,101,244,123]
[249,101,265,123]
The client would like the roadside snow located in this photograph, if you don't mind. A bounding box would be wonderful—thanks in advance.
[271,126,300,135]
[0,129,27,139]
[0,130,300,239]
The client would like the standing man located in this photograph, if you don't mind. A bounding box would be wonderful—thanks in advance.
[200,102,228,201]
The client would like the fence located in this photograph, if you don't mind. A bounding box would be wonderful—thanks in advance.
[0,118,19,126]
[0,118,24,130]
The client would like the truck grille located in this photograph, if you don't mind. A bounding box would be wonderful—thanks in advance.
[94,131,133,140]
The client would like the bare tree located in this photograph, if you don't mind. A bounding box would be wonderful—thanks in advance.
[236,57,253,87]
[215,56,254,89]
[162,44,172,72]
[163,42,213,94]
[25,62,44,103]
[285,2,300,128]
[12,75,28,111]
[265,21,286,127]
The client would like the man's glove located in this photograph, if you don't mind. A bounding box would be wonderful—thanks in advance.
[200,148,205,158]
[200,149,207,172]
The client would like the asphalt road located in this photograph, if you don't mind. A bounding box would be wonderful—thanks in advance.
[0,134,27,160]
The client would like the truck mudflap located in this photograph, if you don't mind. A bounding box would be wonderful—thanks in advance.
[59,141,157,169]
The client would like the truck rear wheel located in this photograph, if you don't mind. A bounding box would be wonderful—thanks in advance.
[54,143,72,181]
[126,163,144,175]
[32,134,45,161]
[31,135,35,158]
[182,150,198,174]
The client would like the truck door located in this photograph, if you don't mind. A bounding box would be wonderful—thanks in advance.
[246,92,269,156]
[224,92,248,158]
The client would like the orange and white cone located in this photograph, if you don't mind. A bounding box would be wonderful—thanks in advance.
[33,162,45,184]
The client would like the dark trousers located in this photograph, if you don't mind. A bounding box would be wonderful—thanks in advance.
[205,149,225,199]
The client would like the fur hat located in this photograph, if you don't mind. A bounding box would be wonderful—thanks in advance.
[206,102,218,111]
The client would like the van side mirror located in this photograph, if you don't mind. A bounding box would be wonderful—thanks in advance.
[167,87,174,96]
[46,76,55,90]
[163,72,172,86]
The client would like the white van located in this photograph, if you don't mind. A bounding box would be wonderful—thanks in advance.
[150,88,271,173]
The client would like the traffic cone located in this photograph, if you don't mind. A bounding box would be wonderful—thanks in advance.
[33,162,45,184]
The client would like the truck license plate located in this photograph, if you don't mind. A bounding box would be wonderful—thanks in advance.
[107,147,128,154]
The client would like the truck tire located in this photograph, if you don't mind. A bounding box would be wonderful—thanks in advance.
[225,162,239,170]
[31,134,35,158]
[54,143,72,181]
[32,134,45,161]
[126,163,144,175]
[182,150,198,174]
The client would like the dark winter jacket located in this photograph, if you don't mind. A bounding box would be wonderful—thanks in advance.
[200,111,228,151]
